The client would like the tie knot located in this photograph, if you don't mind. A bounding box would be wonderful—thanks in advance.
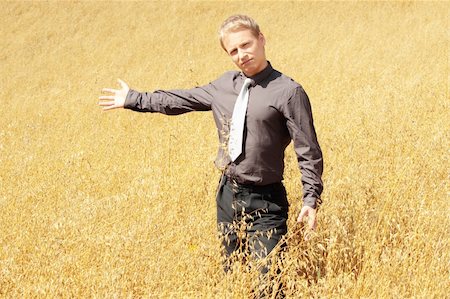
[243,78,253,88]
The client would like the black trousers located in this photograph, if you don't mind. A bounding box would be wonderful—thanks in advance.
[216,175,289,270]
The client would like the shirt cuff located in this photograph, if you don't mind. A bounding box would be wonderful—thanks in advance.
[123,89,138,110]
[303,196,322,209]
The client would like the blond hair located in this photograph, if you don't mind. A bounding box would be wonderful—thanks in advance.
[219,15,261,50]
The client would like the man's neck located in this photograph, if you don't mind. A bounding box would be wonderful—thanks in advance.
[243,60,269,78]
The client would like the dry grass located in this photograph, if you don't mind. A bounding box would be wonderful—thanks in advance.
[0,1,448,298]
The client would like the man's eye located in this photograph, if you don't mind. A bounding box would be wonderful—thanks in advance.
[230,50,237,55]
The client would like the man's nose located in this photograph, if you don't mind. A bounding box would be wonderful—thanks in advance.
[238,49,247,62]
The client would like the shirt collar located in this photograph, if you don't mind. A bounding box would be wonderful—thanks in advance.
[241,61,274,86]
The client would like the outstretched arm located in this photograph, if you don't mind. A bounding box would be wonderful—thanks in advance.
[98,79,130,111]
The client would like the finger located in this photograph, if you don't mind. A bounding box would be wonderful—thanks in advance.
[102,88,118,93]
[297,210,306,223]
[98,101,115,106]
[117,78,128,89]
[98,95,115,100]
[304,229,313,241]
[308,209,317,230]
[102,105,118,111]
[308,216,316,231]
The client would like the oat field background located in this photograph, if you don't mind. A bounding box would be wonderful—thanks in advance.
[1,1,449,298]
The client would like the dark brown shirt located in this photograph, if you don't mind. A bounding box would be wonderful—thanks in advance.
[124,63,323,208]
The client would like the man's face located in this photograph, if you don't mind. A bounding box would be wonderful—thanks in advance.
[222,29,267,77]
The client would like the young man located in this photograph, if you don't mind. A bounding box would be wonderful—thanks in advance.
[99,14,323,273]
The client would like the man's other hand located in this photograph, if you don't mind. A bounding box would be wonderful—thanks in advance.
[297,205,317,231]
[98,79,129,111]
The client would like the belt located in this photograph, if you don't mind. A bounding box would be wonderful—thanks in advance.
[223,175,283,193]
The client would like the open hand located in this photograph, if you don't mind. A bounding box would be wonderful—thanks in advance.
[98,79,130,111]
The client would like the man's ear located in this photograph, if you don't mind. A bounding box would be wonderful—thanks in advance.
[259,33,266,46]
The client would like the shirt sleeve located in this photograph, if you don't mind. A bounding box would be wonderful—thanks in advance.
[282,86,324,209]
[123,83,215,115]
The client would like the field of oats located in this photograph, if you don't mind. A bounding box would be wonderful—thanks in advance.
[0,1,448,298]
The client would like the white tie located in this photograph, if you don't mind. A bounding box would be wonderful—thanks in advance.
[228,78,253,162]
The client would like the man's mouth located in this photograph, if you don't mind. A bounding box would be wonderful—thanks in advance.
[241,59,252,66]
